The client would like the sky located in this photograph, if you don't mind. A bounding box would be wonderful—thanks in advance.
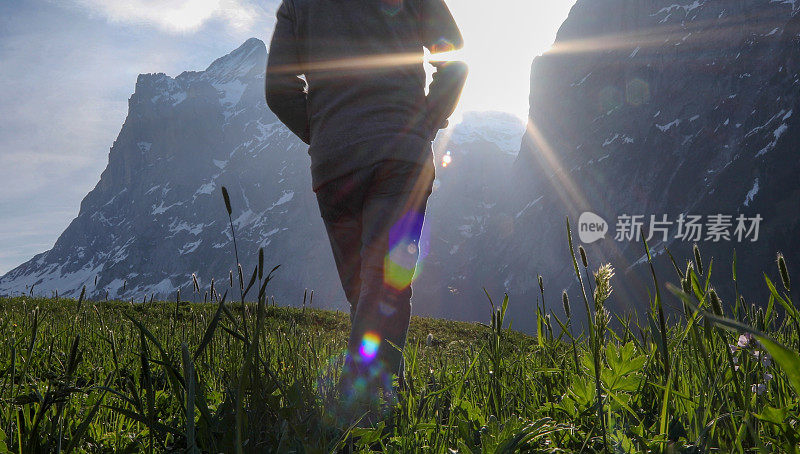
[0,0,576,275]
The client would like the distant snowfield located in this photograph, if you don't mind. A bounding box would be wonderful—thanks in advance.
[446,111,525,155]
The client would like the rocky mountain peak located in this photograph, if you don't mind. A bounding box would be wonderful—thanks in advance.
[203,37,266,83]
[447,111,525,155]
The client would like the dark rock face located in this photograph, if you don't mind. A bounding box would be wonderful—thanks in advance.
[452,0,800,327]
[4,0,799,333]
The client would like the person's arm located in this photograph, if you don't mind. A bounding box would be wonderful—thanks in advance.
[266,0,310,144]
[422,0,468,140]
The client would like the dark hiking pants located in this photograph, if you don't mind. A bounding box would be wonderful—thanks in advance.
[315,157,435,398]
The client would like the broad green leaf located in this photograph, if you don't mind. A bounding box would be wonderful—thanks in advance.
[755,406,787,426]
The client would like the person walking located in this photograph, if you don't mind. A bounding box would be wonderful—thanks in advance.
[266,0,467,426]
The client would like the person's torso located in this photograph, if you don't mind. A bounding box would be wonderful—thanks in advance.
[289,0,430,152]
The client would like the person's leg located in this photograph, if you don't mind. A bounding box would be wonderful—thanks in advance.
[343,158,435,399]
[320,217,361,323]
[315,170,371,322]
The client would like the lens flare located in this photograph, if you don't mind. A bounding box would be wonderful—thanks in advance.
[598,85,622,113]
[378,300,397,316]
[384,209,426,290]
[430,38,456,54]
[384,248,416,290]
[352,377,368,393]
[368,362,392,389]
[442,151,453,168]
[360,332,381,360]
[388,241,418,270]
[626,78,650,106]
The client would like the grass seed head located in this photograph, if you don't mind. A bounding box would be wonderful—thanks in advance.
[562,290,571,319]
[595,306,611,333]
[777,252,790,292]
[681,276,692,294]
[259,248,265,280]
[593,264,615,308]
[579,246,588,268]
[538,275,544,293]
[693,244,704,276]
[682,262,695,293]
[710,288,724,316]
[221,186,232,216]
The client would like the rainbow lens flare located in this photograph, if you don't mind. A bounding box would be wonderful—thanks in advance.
[384,209,426,291]
[384,249,416,290]
[360,332,381,360]
[430,38,456,54]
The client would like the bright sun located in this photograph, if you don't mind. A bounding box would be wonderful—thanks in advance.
[431,0,576,121]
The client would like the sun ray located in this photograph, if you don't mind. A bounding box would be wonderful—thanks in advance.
[267,52,434,76]
[546,9,789,57]
[522,119,588,216]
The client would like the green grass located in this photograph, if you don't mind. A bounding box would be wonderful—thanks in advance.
[0,295,537,452]
[2,238,800,452]
[2,190,799,452]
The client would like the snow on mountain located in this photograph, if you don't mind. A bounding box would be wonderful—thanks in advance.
[447,112,525,155]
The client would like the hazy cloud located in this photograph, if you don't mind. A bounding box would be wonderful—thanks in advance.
[70,0,274,33]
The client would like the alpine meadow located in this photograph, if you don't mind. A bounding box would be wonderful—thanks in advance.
[1,190,800,451]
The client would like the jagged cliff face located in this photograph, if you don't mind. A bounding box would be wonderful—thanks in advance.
[493,0,800,318]
[0,39,333,304]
